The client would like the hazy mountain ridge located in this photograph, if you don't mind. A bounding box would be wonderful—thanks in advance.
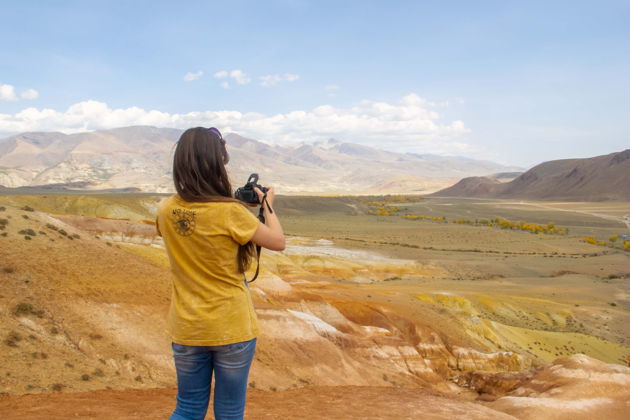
[0,126,522,194]
[430,149,630,201]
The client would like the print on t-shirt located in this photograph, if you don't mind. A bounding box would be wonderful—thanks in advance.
[171,208,196,236]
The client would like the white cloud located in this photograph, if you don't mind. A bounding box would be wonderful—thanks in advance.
[183,71,203,82]
[213,69,251,85]
[259,73,300,87]
[0,93,472,155]
[21,89,39,100]
[229,70,251,85]
[1,84,18,101]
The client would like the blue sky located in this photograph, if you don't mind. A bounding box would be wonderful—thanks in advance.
[1,0,628,168]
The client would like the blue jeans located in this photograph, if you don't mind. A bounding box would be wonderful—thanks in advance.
[169,338,256,420]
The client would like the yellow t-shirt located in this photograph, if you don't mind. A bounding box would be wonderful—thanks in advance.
[156,194,261,346]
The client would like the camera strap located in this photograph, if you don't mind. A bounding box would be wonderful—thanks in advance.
[246,193,273,283]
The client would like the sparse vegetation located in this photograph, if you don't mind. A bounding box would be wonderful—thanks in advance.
[3,267,14,274]
[14,302,44,318]
[45,223,59,231]
[582,236,630,252]
[20,205,35,212]
[51,383,65,392]
[5,331,22,347]
[81,374,90,381]
[18,228,36,237]
[403,215,569,235]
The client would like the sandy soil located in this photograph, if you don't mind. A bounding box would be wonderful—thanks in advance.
[0,386,518,420]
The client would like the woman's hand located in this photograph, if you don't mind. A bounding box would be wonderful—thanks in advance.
[251,186,285,251]
[254,186,275,210]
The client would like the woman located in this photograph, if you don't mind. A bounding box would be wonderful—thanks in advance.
[156,127,285,420]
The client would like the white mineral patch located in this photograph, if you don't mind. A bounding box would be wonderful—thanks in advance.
[283,236,412,264]
[361,326,390,335]
[552,367,630,385]
[287,310,339,335]
[496,396,614,410]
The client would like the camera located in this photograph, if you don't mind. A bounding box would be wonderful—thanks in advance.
[235,173,268,204]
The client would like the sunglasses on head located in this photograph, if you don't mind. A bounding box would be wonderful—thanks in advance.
[208,127,225,145]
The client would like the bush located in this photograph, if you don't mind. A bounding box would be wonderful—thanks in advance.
[0,206,5,211]
[14,302,34,316]
[20,206,35,212]
[81,374,90,381]
[18,229,36,236]
[3,267,14,274]
[51,383,65,392]
[5,331,22,347]
[14,302,44,318]
[45,223,59,231]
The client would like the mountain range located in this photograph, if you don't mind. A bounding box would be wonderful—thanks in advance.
[430,149,630,201]
[0,126,522,194]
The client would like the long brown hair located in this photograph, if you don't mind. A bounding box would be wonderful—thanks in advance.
[172,127,256,273]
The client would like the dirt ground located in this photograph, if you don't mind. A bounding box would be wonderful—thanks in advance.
[0,386,518,420]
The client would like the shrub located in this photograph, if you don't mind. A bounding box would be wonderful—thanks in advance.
[51,383,65,392]
[45,223,59,231]
[81,374,90,381]
[0,206,5,211]
[92,368,105,377]
[22,215,29,220]
[20,206,35,212]
[3,267,14,274]
[58,229,68,236]
[18,229,36,236]
[14,302,44,317]
[5,331,22,347]
[14,302,34,316]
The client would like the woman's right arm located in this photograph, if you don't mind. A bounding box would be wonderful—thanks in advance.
[250,186,285,251]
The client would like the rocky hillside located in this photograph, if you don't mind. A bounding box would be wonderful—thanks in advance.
[0,126,521,194]
[430,149,630,201]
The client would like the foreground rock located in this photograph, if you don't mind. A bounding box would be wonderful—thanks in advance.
[454,354,630,419]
